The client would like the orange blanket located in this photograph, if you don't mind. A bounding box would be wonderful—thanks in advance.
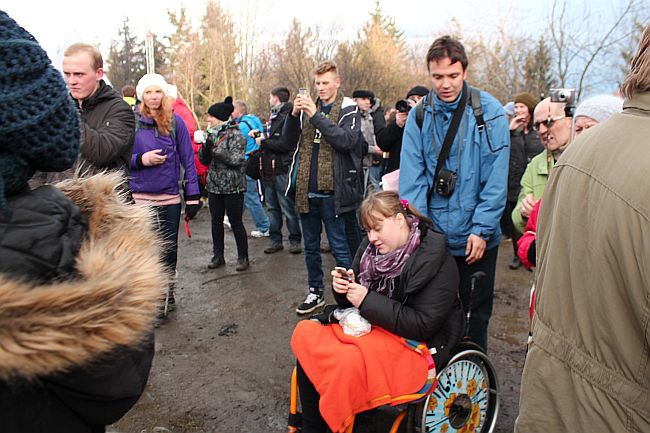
[291,320,435,433]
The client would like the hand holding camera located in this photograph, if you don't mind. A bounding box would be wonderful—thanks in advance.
[293,87,316,118]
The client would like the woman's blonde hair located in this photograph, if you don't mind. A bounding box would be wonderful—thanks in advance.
[140,93,173,136]
[621,23,650,100]
[359,190,431,231]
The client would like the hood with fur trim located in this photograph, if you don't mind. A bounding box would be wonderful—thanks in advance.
[0,172,166,380]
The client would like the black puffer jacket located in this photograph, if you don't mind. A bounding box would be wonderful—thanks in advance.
[0,175,163,433]
[334,224,464,368]
[376,121,404,174]
[76,81,135,178]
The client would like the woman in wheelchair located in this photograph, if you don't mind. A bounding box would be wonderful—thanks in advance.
[291,191,465,433]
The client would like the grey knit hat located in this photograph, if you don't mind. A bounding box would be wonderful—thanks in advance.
[574,94,624,123]
[0,11,80,211]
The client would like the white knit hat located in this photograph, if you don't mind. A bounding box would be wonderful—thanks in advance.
[574,94,623,123]
[136,73,169,101]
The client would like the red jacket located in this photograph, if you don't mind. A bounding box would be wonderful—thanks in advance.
[517,199,540,271]
[173,97,207,184]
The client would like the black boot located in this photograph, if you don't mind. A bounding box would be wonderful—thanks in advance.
[208,255,225,269]
[509,256,521,270]
[236,257,249,271]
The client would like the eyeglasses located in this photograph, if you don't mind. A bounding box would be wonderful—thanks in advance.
[533,114,566,131]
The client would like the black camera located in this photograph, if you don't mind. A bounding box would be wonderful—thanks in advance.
[434,169,457,197]
[549,88,576,117]
[252,130,261,138]
[395,99,411,113]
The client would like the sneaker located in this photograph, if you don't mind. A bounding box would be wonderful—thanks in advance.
[251,229,270,238]
[223,216,231,230]
[288,242,302,254]
[208,256,225,269]
[235,257,250,271]
[264,244,284,254]
[296,290,325,315]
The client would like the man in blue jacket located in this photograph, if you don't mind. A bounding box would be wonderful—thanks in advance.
[284,60,364,315]
[399,36,509,351]
[232,100,270,237]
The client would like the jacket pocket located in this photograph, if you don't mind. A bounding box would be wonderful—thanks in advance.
[484,119,507,152]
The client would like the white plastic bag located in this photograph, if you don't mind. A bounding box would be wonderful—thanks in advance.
[334,308,371,337]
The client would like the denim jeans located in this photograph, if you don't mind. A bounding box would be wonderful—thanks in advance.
[300,196,352,291]
[263,173,301,246]
[152,203,182,274]
[244,175,270,232]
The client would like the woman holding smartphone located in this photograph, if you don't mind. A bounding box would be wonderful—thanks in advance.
[291,191,464,433]
[130,73,201,313]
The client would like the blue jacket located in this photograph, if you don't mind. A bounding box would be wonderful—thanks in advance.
[236,114,265,159]
[130,113,200,198]
[399,87,509,256]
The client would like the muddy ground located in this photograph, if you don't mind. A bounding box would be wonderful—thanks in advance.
[111,208,532,433]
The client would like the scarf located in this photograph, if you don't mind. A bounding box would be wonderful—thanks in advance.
[359,216,421,299]
[294,92,344,214]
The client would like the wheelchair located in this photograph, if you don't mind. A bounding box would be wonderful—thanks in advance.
[287,272,500,433]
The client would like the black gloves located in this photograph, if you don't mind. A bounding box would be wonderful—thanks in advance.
[309,304,339,325]
[185,195,202,220]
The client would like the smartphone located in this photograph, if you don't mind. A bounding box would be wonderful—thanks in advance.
[298,87,308,96]
[334,266,352,281]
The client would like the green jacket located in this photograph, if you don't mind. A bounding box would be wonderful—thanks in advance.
[515,92,650,433]
[511,149,555,234]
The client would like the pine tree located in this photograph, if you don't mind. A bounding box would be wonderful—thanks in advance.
[105,18,146,92]
[524,37,555,100]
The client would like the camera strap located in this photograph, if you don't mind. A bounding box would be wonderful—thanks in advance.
[426,82,469,206]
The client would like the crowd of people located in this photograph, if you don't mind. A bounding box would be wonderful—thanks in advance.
[1,8,649,433]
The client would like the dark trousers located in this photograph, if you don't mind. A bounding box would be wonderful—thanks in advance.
[342,210,363,258]
[500,200,522,257]
[455,246,499,352]
[263,173,302,246]
[153,203,181,274]
[300,196,352,291]
[296,361,328,433]
[208,192,248,260]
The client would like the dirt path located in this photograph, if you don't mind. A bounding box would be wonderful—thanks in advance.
[111,209,532,433]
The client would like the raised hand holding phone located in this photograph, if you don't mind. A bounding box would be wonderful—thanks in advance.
[332,267,354,294]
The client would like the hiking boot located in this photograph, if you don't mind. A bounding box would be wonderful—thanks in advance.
[288,242,302,254]
[235,257,250,271]
[296,289,325,315]
[208,256,225,269]
[264,244,284,254]
[509,256,521,270]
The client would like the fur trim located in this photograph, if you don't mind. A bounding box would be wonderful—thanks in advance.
[0,172,166,380]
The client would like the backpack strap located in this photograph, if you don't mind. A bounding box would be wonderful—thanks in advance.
[135,112,177,146]
[468,86,484,132]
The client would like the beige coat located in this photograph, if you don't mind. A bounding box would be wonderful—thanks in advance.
[515,92,650,432]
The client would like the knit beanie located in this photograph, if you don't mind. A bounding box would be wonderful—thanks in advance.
[0,11,80,211]
[136,73,169,101]
[406,86,429,98]
[208,96,234,121]
[574,94,624,123]
[514,93,537,116]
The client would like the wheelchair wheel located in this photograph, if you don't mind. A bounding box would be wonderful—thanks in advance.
[407,342,499,433]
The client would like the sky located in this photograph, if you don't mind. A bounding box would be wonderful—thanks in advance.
[2,0,629,69]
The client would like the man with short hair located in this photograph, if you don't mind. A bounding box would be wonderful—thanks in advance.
[511,97,572,234]
[284,60,364,315]
[399,36,509,351]
[62,43,135,181]
[515,24,650,432]
[232,100,270,237]
[352,89,385,194]
[252,87,302,254]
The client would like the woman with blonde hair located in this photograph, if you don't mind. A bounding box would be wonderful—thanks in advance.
[131,73,201,313]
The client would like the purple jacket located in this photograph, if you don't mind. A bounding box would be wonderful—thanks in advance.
[130,113,200,198]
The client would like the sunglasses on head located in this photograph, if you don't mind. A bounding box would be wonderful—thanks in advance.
[533,114,566,131]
